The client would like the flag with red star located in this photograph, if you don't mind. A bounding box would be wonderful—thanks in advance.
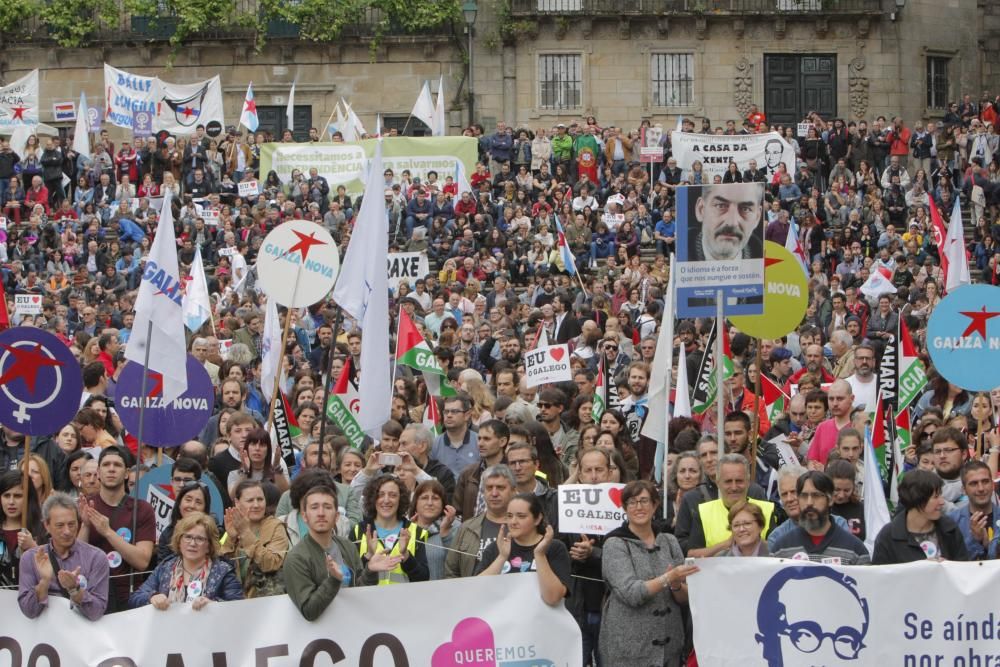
[0,327,82,436]
[239,82,259,133]
[156,75,224,135]
[0,70,38,128]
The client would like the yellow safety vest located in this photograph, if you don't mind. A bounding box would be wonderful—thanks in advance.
[354,522,426,585]
[697,497,774,548]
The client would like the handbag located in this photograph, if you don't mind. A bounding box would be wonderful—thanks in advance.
[244,559,285,597]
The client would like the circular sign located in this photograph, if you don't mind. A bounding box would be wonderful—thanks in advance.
[156,130,172,147]
[256,220,340,307]
[205,120,222,138]
[0,327,82,436]
[730,240,809,339]
[115,354,214,447]
[927,284,1000,391]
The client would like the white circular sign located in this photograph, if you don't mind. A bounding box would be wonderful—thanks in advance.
[256,220,340,307]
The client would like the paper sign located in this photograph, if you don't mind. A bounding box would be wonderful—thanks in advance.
[14,294,42,315]
[237,180,260,197]
[202,209,220,226]
[523,344,572,388]
[797,122,814,138]
[52,101,76,122]
[387,251,430,291]
[218,246,236,258]
[639,126,665,163]
[0,217,7,230]
[557,483,627,535]
[219,339,234,359]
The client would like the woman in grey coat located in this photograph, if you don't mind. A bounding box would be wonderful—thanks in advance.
[600,480,700,667]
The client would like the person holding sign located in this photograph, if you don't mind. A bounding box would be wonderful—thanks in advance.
[129,512,242,611]
[600,480,699,667]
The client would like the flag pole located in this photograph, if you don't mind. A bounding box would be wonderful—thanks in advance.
[400,115,414,137]
[322,103,339,141]
[129,318,154,593]
[266,308,295,431]
[749,338,762,481]
[20,436,30,529]
[715,289,725,485]
[317,306,344,457]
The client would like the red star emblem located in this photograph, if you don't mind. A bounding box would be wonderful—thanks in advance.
[146,370,164,398]
[244,99,257,114]
[959,306,1000,339]
[182,107,195,118]
[0,343,66,395]
[288,229,327,261]
[10,106,27,121]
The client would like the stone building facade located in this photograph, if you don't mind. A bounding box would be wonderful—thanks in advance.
[0,0,996,139]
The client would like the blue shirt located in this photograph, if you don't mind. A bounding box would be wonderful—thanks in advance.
[655,219,675,240]
[431,429,480,478]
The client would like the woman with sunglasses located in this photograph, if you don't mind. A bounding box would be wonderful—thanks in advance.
[157,481,213,562]
[130,513,243,610]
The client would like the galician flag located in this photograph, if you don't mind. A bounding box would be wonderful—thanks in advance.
[785,217,809,277]
[423,395,443,436]
[397,307,445,376]
[259,296,283,404]
[325,357,365,450]
[554,215,577,276]
[591,356,607,423]
[762,374,789,424]
[182,246,212,332]
[125,190,188,403]
[239,82,258,133]
[897,317,927,415]
[863,427,891,555]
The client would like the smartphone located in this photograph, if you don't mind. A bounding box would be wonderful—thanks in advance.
[378,453,402,467]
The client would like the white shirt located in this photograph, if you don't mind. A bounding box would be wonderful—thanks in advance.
[846,373,877,412]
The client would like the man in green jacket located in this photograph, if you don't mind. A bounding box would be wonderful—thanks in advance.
[283,486,399,620]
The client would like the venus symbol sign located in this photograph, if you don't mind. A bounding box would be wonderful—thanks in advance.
[256,219,340,307]
[0,327,82,436]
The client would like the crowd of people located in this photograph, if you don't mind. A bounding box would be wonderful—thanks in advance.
[1,94,1000,666]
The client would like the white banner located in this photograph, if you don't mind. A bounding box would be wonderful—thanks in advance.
[0,575,579,665]
[155,75,225,135]
[690,558,1000,666]
[387,251,430,290]
[0,70,39,127]
[14,293,42,316]
[671,131,795,183]
[524,344,572,388]
[237,180,260,198]
[103,63,158,130]
[557,483,626,535]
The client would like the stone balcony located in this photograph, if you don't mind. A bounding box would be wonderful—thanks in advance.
[509,0,882,15]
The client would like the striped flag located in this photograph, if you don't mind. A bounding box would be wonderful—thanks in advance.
[870,391,898,500]
[762,374,789,424]
[423,393,443,436]
[691,321,734,414]
[863,424,891,555]
[325,357,365,449]
[239,82,259,133]
[553,215,577,276]
[396,307,445,376]
[785,216,809,277]
[592,356,607,423]
[271,391,301,468]
[897,317,927,414]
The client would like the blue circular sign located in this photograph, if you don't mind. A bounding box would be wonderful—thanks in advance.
[0,327,82,436]
[927,285,1000,392]
[115,354,214,447]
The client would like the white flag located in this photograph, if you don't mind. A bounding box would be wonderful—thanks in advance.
[859,266,897,301]
[182,246,212,332]
[673,341,691,419]
[126,191,188,403]
[73,91,90,159]
[945,198,971,293]
[433,76,446,137]
[340,99,366,141]
[862,435,891,556]
[285,81,296,133]
[259,296,282,403]
[642,257,675,444]
[410,81,435,133]
[239,82,259,133]
[331,141,391,437]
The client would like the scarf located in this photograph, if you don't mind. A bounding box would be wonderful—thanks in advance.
[168,559,209,603]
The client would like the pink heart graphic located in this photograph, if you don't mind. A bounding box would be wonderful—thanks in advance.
[549,347,565,362]
[510,557,522,568]
[431,617,497,667]
[608,487,623,508]
[31,296,39,304]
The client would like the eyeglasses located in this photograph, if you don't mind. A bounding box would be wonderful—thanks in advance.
[181,534,209,545]
[507,459,534,467]
[933,446,961,456]
[625,497,653,509]
[172,476,196,484]
[604,345,618,351]
[778,620,865,660]
[537,402,555,409]
[731,521,758,531]
[797,491,829,501]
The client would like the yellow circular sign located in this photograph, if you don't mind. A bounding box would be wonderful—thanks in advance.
[730,240,809,339]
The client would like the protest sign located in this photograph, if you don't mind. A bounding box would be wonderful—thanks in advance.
[639,125,665,163]
[13,293,42,315]
[256,219,340,307]
[557,483,627,535]
[675,182,766,317]
[132,109,153,138]
[690,558,1000,667]
[0,216,7,230]
[218,338,234,359]
[103,64,157,129]
[52,100,76,122]
[927,285,1000,391]
[115,354,214,447]
[797,121,814,137]
[0,327,82,436]
[156,75,225,134]
[202,208,220,226]
[136,463,224,538]
[237,180,260,197]
[671,131,795,182]
[387,251,430,290]
[87,106,103,133]
[260,136,478,199]
[523,344,572,388]
[730,240,808,338]
[0,575,580,665]
[0,70,39,128]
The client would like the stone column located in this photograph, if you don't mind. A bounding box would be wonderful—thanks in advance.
[502,41,517,125]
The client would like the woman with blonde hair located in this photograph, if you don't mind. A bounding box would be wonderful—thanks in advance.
[460,373,496,426]
[19,455,53,505]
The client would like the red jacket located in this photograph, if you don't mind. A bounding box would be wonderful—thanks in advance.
[886,127,912,156]
[25,186,50,213]
[454,198,477,217]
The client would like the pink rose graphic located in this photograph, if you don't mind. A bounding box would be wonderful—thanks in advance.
[431,617,497,667]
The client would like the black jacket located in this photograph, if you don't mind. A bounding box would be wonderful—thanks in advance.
[872,510,969,564]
